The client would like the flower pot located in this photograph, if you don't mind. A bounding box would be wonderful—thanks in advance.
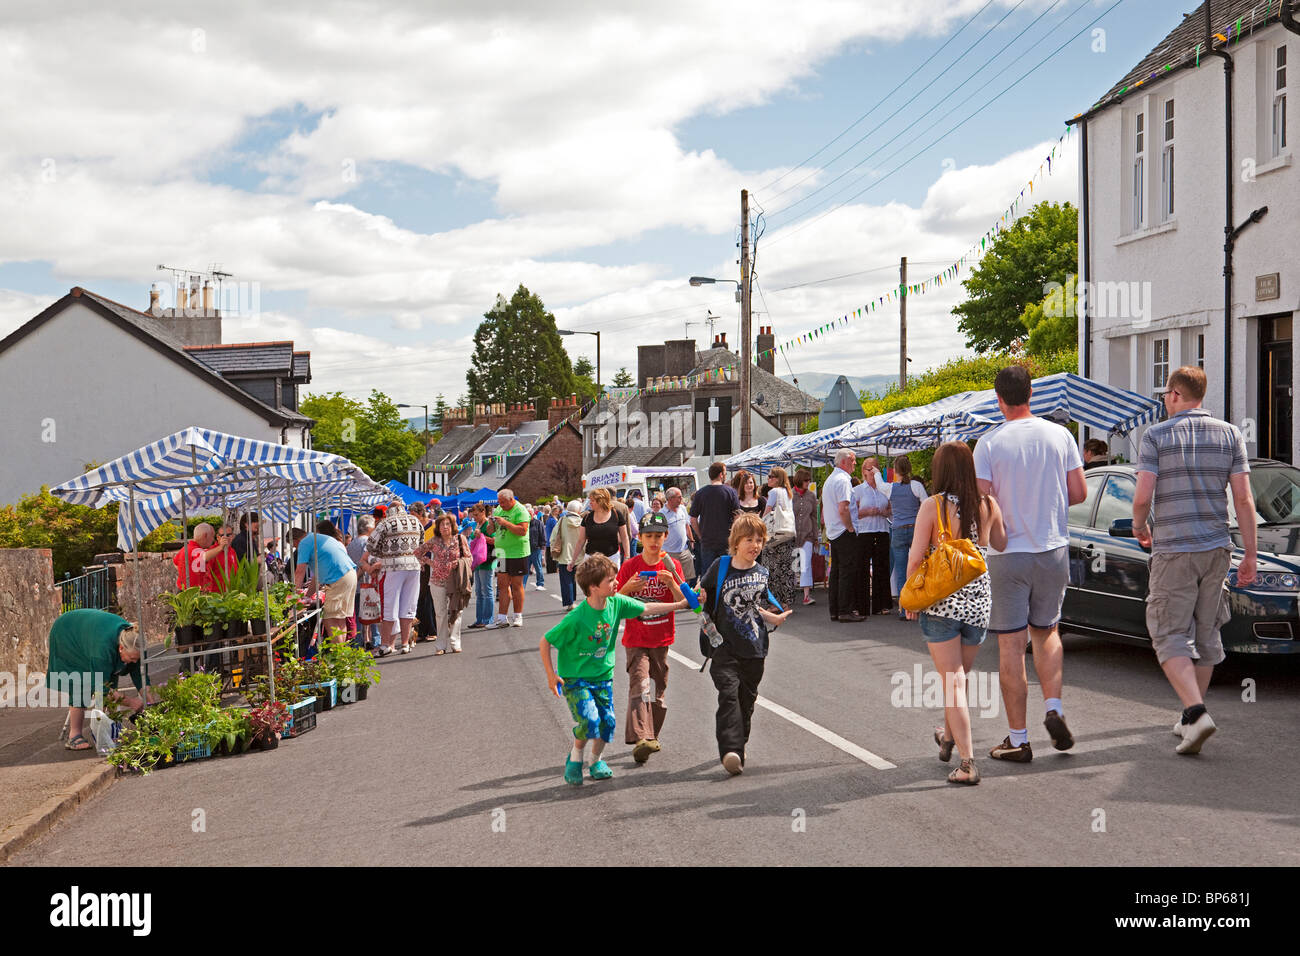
[254,730,279,750]
[357,683,369,702]
[226,620,250,639]
[174,625,203,646]
[250,618,268,636]
[204,623,226,642]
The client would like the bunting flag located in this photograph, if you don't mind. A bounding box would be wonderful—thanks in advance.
[1077,1,1281,114]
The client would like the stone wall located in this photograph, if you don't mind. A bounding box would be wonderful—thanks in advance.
[0,549,61,676]
[112,553,177,646]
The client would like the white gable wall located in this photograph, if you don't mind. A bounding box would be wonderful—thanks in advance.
[0,301,304,504]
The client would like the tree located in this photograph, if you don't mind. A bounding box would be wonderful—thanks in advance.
[1021,275,1080,359]
[572,357,601,403]
[573,357,595,378]
[952,201,1078,353]
[301,390,425,481]
[465,286,578,416]
[611,367,634,388]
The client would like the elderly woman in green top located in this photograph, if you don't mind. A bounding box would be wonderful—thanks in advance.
[47,609,150,751]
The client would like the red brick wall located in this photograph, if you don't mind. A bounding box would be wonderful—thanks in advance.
[508,425,583,502]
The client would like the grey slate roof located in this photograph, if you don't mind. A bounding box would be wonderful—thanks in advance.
[69,290,311,424]
[1077,1,1288,119]
[292,351,310,380]
[412,424,493,470]
[185,342,294,376]
[692,346,822,417]
[595,444,685,470]
[449,421,578,491]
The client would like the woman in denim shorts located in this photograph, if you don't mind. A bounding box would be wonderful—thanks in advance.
[904,443,1006,785]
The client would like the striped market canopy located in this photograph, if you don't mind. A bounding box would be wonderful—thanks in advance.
[50,427,389,549]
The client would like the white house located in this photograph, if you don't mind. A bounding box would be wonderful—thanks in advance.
[0,287,313,504]
[1072,0,1299,463]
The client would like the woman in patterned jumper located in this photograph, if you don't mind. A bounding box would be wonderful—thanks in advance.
[361,499,425,657]
[904,442,1007,786]
[418,513,470,655]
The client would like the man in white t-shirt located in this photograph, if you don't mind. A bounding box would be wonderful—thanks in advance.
[823,449,864,623]
[973,366,1087,764]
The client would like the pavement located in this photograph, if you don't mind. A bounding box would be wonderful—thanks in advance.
[6,577,1300,866]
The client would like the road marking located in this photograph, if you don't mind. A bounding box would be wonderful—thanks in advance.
[551,594,562,601]
[664,648,896,770]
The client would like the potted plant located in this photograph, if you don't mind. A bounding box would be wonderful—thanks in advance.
[247,700,289,750]
[298,658,337,712]
[321,641,381,704]
[207,705,253,756]
[194,592,224,641]
[164,587,205,646]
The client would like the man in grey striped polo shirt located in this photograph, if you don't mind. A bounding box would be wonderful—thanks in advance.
[1133,365,1257,755]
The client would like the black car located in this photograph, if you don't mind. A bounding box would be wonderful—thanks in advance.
[1060,459,1300,655]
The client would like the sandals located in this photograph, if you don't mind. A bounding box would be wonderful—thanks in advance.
[65,734,94,751]
[948,758,980,785]
[934,727,955,763]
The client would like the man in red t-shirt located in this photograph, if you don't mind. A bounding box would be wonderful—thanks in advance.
[173,523,238,592]
[616,512,685,764]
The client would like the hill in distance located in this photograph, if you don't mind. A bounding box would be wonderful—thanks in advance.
[778,371,898,400]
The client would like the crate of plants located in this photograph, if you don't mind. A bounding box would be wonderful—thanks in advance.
[246,700,289,751]
[319,641,381,706]
[107,672,249,774]
[283,697,317,739]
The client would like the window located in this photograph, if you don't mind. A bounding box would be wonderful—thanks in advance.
[496,456,506,478]
[1069,473,1105,527]
[1093,476,1137,532]
[1196,333,1205,368]
[1153,337,1170,389]
[1133,112,1145,231]
[1160,99,1174,220]
[1274,45,1288,157]
[473,456,484,477]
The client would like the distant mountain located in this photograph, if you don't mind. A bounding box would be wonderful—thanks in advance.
[778,372,899,399]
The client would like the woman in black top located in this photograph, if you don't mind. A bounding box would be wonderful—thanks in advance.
[568,487,629,569]
[731,470,766,516]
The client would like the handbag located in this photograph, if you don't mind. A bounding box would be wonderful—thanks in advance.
[899,496,987,612]
[359,572,384,624]
[763,494,796,546]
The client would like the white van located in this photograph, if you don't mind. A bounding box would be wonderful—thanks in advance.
[581,465,702,502]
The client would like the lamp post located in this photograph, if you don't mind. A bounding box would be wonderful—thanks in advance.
[689,274,749,451]
[397,402,429,492]
[557,328,601,390]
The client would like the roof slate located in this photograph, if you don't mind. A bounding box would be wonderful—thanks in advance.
[186,342,294,375]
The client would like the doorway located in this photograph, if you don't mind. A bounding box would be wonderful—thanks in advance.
[1259,315,1292,464]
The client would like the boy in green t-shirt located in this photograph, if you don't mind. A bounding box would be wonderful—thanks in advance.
[540,553,686,785]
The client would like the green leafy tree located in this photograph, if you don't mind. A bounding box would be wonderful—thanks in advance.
[572,357,601,403]
[611,367,634,388]
[952,201,1078,353]
[1021,275,1079,359]
[465,286,578,416]
[301,390,425,481]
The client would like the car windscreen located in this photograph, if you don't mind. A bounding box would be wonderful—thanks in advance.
[1228,465,1300,527]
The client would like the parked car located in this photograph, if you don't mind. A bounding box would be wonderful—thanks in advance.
[1060,459,1300,655]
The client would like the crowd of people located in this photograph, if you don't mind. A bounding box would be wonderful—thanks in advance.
[146,362,1251,788]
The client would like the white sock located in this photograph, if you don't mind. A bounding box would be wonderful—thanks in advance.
[1010,728,1029,747]
[1045,698,1063,716]
[569,744,584,763]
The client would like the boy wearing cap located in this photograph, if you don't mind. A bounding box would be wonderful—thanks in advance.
[615,511,686,763]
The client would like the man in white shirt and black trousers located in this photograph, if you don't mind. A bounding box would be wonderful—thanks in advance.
[823,449,865,623]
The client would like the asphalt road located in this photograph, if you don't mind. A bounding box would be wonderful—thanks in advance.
[11,579,1300,866]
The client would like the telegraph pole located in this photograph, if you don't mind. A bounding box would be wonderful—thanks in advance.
[740,189,753,453]
[899,256,908,390]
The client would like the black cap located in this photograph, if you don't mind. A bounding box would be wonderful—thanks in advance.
[640,513,668,533]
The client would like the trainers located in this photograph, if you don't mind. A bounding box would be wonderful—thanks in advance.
[989,737,1033,762]
[1175,712,1216,755]
[722,751,744,775]
[510,615,523,627]
[533,584,547,591]
[487,616,509,629]
[1043,710,1074,751]
[1172,718,1186,737]
[588,759,614,780]
[563,758,583,786]
[632,739,661,764]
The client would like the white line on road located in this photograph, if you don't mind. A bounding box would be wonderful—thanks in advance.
[664,648,896,770]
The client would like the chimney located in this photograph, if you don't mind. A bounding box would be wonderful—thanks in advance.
[637,344,666,389]
[148,284,161,314]
[507,401,535,432]
[177,284,188,312]
[488,403,509,431]
[757,325,776,375]
[202,280,213,312]
[548,393,579,430]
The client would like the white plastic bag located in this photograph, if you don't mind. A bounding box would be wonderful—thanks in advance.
[86,709,122,755]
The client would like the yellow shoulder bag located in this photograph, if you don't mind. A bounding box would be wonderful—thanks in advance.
[899,496,987,612]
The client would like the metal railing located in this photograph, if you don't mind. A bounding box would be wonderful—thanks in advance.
[60,563,114,613]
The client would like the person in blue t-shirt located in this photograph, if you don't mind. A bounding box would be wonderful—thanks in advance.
[295,521,358,647]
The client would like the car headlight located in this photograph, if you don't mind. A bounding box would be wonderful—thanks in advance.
[1229,569,1300,590]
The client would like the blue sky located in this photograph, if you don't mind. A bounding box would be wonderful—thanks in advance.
[0,0,1200,407]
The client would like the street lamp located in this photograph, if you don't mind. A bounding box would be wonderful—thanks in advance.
[396,402,429,492]
[557,328,601,390]
[688,276,742,303]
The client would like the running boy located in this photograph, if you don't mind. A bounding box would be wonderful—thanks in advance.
[615,512,686,764]
[540,553,687,786]
[697,513,792,776]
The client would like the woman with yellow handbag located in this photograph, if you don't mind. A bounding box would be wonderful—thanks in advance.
[902,442,1006,785]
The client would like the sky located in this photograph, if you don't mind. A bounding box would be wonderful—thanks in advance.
[0,0,1195,411]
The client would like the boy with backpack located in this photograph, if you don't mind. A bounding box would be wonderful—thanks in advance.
[615,512,686,764]
[539,553,687,786]
[697,513,792,776]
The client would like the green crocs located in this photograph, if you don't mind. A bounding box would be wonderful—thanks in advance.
[588,759,614,780]
[564,758,584,786]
